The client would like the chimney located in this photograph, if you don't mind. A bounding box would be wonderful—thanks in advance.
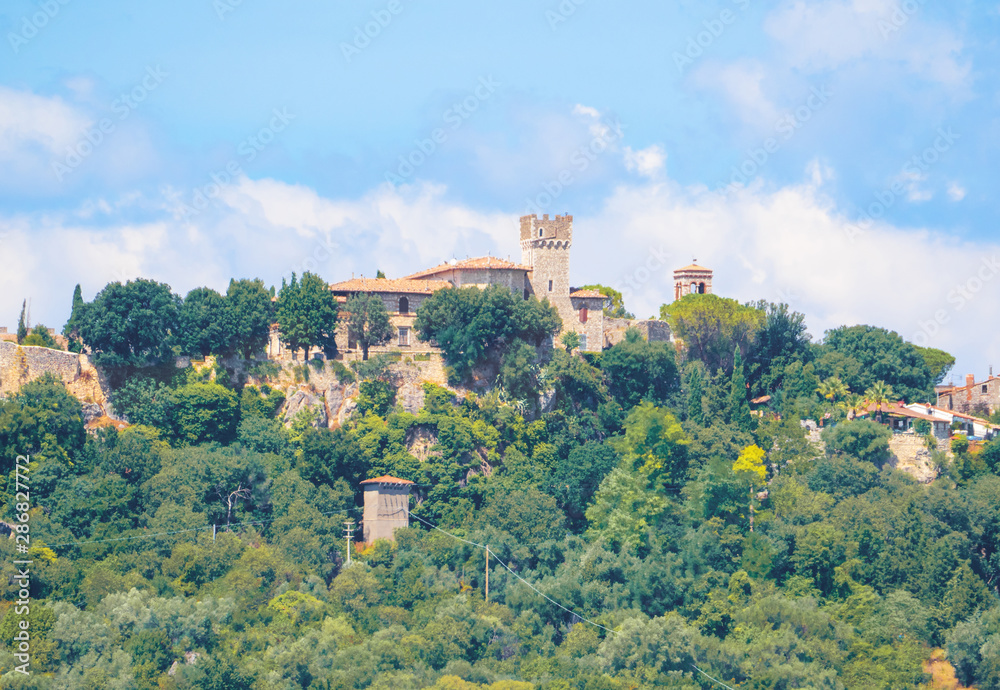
[967,374,976,388]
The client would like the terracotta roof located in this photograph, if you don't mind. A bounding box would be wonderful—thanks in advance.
[570,289,607,299]
[857,402,940,422]
[910,404,1000,427]
[404,257,531,280]
[328,277,451,295]
[360,475,415,485]
[674,263,712,273]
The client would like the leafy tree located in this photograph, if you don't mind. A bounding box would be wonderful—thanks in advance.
[601,328,679,408]
[662,294,764,374]
[822,325,932,402]
[416,285,560,379]
[345,292,394,360]
[732,444,766,531]
[577,283,634,318]
[357,379,396,416]
[16,299,27,343]
[109,377,173,429]
[169,382,239,445]
[745,301,812,396]
[78,278,181,368]
[822,419,892,467]
[224,277,274,359]
[500,340,541,404]
[554,441,620,530]
[62,284,87,353]
[613,402,689,491]
[22,324,60,349]
[0,374,85,471]
[178,286,229,358]
[277,272,340,360]
[586,467,667,551]
[559,330,580,353]
[915,345,956,386]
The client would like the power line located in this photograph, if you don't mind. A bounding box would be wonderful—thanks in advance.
[46,508,355,549]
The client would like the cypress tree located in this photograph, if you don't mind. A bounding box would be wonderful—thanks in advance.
[685,362,705,426]
[16,300,27,344]
[730,347,753,432]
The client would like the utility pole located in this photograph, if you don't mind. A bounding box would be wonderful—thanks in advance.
[485,546,489,603]
[344,520,355,565]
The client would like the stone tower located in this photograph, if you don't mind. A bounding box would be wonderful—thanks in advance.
[520,213,574,320]
[360,475,414,544]
[673,262,713,301]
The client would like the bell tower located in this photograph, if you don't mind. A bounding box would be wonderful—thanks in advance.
[673,262,713,301]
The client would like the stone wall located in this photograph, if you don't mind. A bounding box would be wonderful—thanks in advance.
[604,318,672,348]
[888,433,944,483]
[0,341,110,406]
[937,375,1000,415]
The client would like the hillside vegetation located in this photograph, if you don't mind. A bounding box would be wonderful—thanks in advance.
[1,283,998,689]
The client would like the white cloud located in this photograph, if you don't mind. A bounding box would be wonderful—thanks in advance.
[3,169,996,381]
[624,145,667,178]
[947,181,966,201]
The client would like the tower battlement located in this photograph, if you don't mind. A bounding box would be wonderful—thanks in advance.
[519,214,574,243]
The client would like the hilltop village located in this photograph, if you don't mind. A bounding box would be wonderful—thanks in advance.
[3,212,1000,688]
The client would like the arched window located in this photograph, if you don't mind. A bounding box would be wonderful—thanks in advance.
[698,282,706,294]
[398,296,409,314]
[690,282,698,294]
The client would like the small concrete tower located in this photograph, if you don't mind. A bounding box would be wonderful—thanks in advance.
[360,475,414,544]
[673,262,713,301]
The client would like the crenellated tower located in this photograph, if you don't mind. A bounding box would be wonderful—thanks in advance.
[520,213,573,303]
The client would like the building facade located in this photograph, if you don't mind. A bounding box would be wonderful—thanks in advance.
[937,373,1000,415]
[361,475,414,544]
[673,263,714,301]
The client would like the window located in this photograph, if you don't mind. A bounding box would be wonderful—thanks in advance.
[579,307,588,323]
[398,327,410,347]
[579,334,587,351]
[698,282,706,294]
[690,282,698,294]
[398,296,409,314]
[523,288,529,300]
[538,228,544,237]
[983,385,989,394]
[548,279,553,292]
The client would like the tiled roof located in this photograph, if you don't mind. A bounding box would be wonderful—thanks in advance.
[404,257,531,280]
[570,289,606,299]
[857,402,940,422]
[674,263,712,273]
[328,278,451,295]
[360,475,415,485]
[909,404,1000,427]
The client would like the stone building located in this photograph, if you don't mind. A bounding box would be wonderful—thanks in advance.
[673,263,714,301]
[517,214,607,351]
[936,373,1000,416]
[360,475,414,544]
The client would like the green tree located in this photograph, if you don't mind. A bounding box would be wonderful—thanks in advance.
[345,292,394,361]
[16,299,28,343]
[613,402,689,491]
[577,283,634,318]
[732,444,766,531]
[169,382,240,445]
[745,301,812,396]
[864,380,895,423]
[915,345,956,386]
[224,277,274,359]
[277,272,340,360]
[62,284,86,353]
[78,278,181,368]
[416,285,560,379]
[0,374,85,472]
[109,376,173,429]
[729,348,752,432]
[560,330,581,353]
[662,293,764,374]
[822,419,892,467]
[22,324,60,349]
[601,328,679,408]
[684,361,706,425]
[178,286,230,358]
[822,325,932,401]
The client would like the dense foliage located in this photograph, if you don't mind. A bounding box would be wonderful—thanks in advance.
[2,286,992,688]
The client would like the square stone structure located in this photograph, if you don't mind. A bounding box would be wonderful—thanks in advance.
[361,475,415,544]
[673,263,714,301]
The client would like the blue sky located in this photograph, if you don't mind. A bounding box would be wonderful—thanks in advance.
[1,0,997,384]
